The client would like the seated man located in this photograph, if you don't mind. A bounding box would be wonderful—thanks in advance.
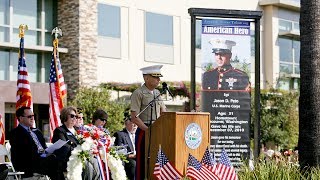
[9,106,64,180]
[114,116,138,180]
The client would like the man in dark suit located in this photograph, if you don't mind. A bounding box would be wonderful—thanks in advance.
[114,116,138,180]
[202,38,250,91]
[9,106,64,179]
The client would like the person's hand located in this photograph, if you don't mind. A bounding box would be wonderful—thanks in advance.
[128,154,136,159]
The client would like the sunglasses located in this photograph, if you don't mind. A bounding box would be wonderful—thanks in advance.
[22,115,35,119]
[100,118,107,122]
[69,114,77,118]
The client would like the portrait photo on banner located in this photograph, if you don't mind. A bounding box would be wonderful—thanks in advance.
[200,18,253,79]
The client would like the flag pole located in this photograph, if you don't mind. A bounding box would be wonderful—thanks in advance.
[17,24,28,107]
[49,27,65,139]
[51,27,64,105]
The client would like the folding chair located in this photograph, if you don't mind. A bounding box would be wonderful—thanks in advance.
[5,143,50,180]
[0,144,24,179]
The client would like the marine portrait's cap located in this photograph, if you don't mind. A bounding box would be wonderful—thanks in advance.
[209,38,236,54]
[140,65,163,77]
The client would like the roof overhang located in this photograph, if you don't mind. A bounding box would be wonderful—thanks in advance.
[0,42,68,53]
[259,0,300,11]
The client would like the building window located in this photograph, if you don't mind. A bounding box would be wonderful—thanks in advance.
[278,37,300,90]
[0,50,9,80]
[0,0,56,46]
[0,48,50,83]
[277,78,300,91]
[97,4,121,58]
[145,12,174,64]
[279,19,299,33]
[279,37,300,75]
[145,12,173,45]
[98,4,120,38]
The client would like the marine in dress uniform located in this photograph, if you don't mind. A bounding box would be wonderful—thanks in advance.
[130,65,166,180]
[202,38,250,91]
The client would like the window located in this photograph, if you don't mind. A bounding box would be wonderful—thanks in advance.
[0,0,56,46]
[0,48,50,82]
[277,78,300,91]
[279,19,299,34]
[97,4,121,58]
[145,12,173,45]
[279,37,300,75]
[0,50,9,80]
[98,4,120,38]
[145,12,174,64]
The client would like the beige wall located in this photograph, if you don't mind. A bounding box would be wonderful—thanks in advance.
[96,0,262,84]
[0,81,49,114]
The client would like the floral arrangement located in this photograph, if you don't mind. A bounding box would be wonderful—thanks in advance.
[67,124,127,180]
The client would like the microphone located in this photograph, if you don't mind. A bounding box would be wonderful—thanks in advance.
[162,82,174,97]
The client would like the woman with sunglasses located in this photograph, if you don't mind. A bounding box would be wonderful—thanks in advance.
[52,106,101,180]
[92,109,110,135]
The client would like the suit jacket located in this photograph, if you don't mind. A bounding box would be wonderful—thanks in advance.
[114,128,135,154]
[52,124,79,169]
[9,125,48,177]
[114,128,136,180]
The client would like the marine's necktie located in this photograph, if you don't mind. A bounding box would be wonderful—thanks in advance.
[29,128,45,154]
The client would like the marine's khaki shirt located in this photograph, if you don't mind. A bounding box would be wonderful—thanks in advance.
[130,84,166,124]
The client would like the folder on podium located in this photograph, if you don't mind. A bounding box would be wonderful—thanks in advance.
[145,112,210,179]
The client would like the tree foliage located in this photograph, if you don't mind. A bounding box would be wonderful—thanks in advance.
[68,86,129,134]
[255,88,299,149]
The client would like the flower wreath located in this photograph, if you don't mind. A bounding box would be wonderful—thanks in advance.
[67,124,127,180]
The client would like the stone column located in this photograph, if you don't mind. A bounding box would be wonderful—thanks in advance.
[57,0,98,100]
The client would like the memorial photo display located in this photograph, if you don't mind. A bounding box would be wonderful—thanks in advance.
[200,18,253,167]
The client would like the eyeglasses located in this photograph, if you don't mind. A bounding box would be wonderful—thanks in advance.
[22,115,35,119]
[69,114,77,118]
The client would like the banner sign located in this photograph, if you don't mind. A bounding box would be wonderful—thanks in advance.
[200,18,252,167]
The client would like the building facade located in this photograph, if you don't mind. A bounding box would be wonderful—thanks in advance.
[0,0,300,137]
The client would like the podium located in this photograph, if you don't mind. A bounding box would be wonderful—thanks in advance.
[145,112,210,179]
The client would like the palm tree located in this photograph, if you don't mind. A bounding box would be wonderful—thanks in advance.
[299,0,320,168]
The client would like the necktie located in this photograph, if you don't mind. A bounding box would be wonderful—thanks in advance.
[29,128,45,154]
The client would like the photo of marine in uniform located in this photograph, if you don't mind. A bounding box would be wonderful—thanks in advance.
[202,38,250,91]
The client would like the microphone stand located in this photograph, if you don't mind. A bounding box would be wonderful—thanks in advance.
[135,89,165,180]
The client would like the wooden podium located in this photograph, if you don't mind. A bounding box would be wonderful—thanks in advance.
[145,112,210,179]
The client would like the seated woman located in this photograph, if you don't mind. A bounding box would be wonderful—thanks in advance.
[92,109,110,135]
[52,106,101,180]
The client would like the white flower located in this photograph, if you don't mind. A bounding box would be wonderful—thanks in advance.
[67,151,83,180]
[107,153,127,180]
[81,138,94,151]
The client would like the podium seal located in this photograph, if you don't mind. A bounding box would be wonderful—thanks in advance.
[185,123,202,149]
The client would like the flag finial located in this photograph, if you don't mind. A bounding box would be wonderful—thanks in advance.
[51,27,62,48]
[19,24,28,38]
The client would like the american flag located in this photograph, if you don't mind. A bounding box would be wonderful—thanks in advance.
[187,154,220,180]
[49,48,66,138]
[0,114,4,145]
[16,37,33,126]
[215,149,238,180]
[201,147,218,172]
[153,148,182,180]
